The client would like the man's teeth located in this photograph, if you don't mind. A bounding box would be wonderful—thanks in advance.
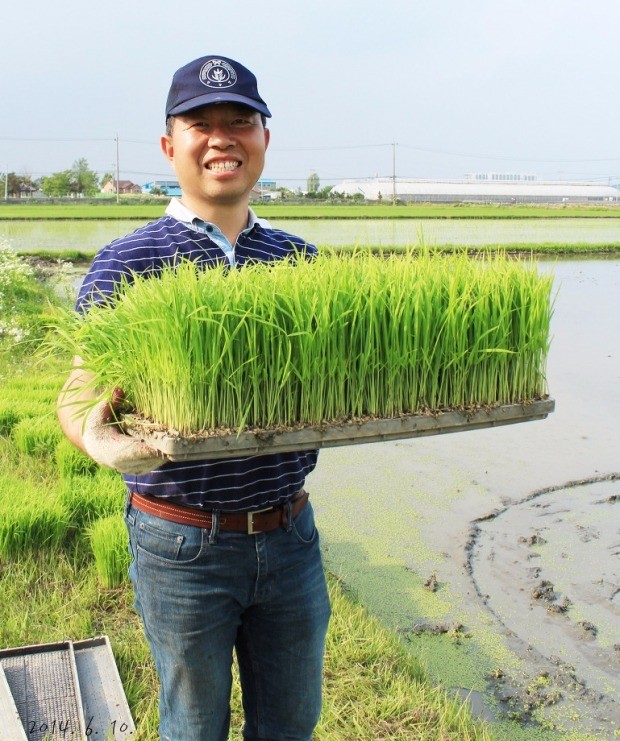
[208,161,240,172]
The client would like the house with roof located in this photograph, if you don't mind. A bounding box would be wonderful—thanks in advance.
[101,180,142,195]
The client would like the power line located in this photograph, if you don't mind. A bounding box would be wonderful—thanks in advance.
[0,136,112,143]
[4,133,613,164]
[271,143,393,152]
[3,133,620,163]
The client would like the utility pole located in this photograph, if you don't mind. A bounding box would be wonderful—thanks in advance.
[391,143,397,205]
[115,134,120,204]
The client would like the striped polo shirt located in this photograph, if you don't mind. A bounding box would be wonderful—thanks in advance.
[76,202,319,511]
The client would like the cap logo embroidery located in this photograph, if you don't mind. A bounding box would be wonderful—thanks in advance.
[199,59,237,89]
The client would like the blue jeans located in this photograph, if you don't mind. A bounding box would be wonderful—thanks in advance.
[124,497,331,741]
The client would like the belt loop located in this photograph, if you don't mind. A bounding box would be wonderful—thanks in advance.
[208,510,220,544]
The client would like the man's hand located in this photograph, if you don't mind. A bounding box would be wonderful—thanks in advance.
[82,389,167,475]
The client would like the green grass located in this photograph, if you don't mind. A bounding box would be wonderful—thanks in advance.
[0,378,63,433]
[55,436,100,478]
[58,469,125,526]
[0,242,72,373]
[318,578,487,740]
[89,514,131,588]
[2,200,620,220]
[0,201,168,220]
[257,203,620,220]
[12,413,63,456]
[0,470,69,557]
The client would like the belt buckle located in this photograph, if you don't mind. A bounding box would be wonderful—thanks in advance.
[247,506,274,535]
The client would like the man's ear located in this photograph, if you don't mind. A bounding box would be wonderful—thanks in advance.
[264,127,270,151]
[161,135,174,164]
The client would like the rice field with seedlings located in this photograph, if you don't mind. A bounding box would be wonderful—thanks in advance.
[89,514,132,588]
[51,250,553,441]
[1,200,619,220]
[0,250,491,739]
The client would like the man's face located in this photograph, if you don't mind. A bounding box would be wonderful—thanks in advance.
[160,103,270,211]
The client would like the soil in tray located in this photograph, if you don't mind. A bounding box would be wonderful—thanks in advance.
[121,396,551,443]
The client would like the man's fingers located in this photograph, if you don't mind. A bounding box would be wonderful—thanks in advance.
[83,398,167,474]
[110,387,126,408]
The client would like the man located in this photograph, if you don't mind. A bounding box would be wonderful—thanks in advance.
[57,55,331,741]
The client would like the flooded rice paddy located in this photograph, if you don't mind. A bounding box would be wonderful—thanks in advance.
[3,217,620,252]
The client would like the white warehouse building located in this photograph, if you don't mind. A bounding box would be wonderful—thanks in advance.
[331,177,620,204]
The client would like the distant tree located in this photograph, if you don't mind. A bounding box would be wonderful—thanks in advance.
[41,171,73,197]
[306,171,320,195]
[70,158,99,195]
[100,172,114,188]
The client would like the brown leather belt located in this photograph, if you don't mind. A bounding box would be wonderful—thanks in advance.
[129,490,309,534]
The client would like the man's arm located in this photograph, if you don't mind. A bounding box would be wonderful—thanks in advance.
[57,358,167,474]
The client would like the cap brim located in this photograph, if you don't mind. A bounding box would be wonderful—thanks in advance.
[167,92,271,118]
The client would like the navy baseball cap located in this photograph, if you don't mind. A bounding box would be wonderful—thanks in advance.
[165,55,271,119]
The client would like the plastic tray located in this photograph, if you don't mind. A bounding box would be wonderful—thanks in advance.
[0,636,135,740]
[124,398,555,461]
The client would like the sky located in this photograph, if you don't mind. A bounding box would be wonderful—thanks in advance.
[1,0,619,190]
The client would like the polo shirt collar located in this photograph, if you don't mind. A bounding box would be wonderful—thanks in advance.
[165,197,267,232]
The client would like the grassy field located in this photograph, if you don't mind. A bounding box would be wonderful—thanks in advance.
[1,199,620,220]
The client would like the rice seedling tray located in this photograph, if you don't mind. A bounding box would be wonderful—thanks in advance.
[0,636,135,740]
[124,397,555,461]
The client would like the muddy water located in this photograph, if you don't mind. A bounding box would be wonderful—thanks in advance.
[308,259,620,738]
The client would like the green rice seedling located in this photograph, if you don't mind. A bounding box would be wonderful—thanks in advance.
[0,403,20,435]
[89,514,130,588]
[0,472,68,557]
[0,399,55,439]
[51,251,553,436]
[0,378,58,435]
[55,436,99,478]
[2,374,61,407]
[59,469,126,527]
[11,414,63,456]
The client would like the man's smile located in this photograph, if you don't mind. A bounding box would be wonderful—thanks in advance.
[206,160,241,172]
